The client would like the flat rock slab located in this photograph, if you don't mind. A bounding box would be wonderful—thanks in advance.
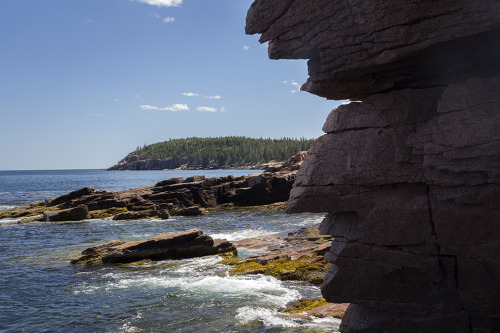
[71,229,236,265]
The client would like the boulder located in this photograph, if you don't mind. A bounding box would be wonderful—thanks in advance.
[174,206,208,216]
[43,205,89,222]
[46,187,95,207]
[71,229,237,265]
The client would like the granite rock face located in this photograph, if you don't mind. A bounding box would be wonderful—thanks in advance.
[247,1,500,332]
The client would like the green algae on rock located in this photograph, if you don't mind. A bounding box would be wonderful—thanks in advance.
[218,255,330,282]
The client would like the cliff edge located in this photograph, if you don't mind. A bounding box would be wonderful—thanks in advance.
[246,1,500,332]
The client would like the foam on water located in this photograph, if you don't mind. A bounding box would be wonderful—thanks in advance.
[73,257,301,307]
[210,228,272,241]
[236,306,341,332]
[0,204,18,210]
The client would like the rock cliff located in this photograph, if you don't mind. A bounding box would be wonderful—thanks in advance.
[246,1,500,332]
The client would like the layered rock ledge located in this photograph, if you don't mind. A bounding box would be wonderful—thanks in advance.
[71,229,236,265]
[247,1,500,332]
[0,152,306,223]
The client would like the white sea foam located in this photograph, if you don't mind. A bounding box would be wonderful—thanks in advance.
[210,228,272,241]
[0,218,19,224]
[0,205,18,210]
[74,257,300,306]
[235,306,341,331]
[236,307,300,328]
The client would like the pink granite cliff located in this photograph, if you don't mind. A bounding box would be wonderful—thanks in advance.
[246,1,500,332]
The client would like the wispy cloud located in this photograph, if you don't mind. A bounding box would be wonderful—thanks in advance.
[140,104,189,111]
[133,0,182,7]
[182,92,201,97]
[243,46,250,51]
[283,79,302,93]
[183,92,222,99]
[197,106,218,112]
[86,19,96,24]
[163,17,175,23]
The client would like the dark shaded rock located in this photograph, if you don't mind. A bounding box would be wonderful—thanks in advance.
[71,229,237,265]
[174,206,208,216]
[43,205,89,222]
[46,187,95,207]
[185,175,206,183]
[246,0,500,332]
[246,0,500,100]
[156,177,184,186]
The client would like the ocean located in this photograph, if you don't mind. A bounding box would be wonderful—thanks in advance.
[0,169,339,332]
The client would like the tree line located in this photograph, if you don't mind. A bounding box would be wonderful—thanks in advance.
[127,136,314,168]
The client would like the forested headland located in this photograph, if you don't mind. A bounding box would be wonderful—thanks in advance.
[107,136,314,170]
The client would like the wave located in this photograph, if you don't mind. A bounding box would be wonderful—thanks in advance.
[210,228,273,241]
[235,306,341,331]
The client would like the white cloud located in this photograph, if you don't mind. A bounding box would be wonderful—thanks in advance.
[148,13,160,19]
[163,17,175,23]
[243,46,250,51]
[183,92,222,100]
[220,107,226,113]
[283,79,302,94]
[182,92,201,97]
[197,106,217,112]
[140,104,189,111]
[86,19,96,24]
[133,0,182,7]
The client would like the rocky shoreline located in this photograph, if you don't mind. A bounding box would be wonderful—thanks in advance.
[70,223,347,320]
[0,152,306,224]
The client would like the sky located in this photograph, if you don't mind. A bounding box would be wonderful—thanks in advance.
[0,0,341,170]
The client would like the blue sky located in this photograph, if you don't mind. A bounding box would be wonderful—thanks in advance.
[0,0,340,170]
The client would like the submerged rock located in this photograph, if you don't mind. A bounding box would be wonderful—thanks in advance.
[71,229,237,265]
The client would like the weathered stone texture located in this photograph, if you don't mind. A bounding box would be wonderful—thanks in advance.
[247,0,500,331]
[247,0,500,100]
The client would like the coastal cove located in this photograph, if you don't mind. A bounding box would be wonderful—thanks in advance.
[0,169,340,333]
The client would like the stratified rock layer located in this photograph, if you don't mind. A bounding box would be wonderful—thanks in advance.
[0,152,307,223]
[71,229,236,265]
[247,1,500,332]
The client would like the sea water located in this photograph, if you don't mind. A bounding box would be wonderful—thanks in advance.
[0,169,340,332]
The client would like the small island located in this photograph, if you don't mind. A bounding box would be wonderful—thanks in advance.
[107,136,314,171]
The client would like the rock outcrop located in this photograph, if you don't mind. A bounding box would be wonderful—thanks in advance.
[247,1,500,332]
[71,229,236,265]
[0,152,307,223]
